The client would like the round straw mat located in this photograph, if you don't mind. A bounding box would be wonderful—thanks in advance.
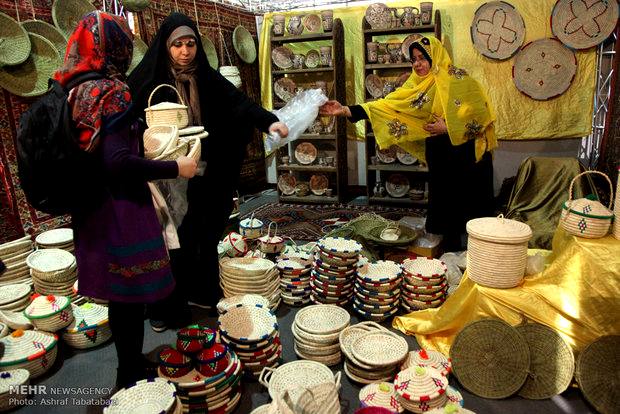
[515,323,574,399]
[52,0,96,39]
[450,319,530,399]
[470,1,525,60]
[21,20,67,57]
[201,35,218,70]
[0,12,31,67]
[294,304,350,335]
[105,378,177,414]
[0,33,60,97]
[513,38,577,100]
[233,25,256,64]
[575,335,620,414]
[551,0,619,50]
[127,36,147,75]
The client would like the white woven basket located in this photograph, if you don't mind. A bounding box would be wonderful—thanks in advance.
[144,84,189,128]
[104,378,177,413]
[0,369,30,411]
[62,303,111,349]
[0,330,58,379]
[24,295,74,332]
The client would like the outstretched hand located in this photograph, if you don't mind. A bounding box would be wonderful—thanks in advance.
[319,100,349,117]
[269,121,289,138]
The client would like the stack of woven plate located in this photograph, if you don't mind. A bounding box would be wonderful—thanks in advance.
[311,237,362,306]
[105,378,179,414]
[35,228,74,253]
[277,255,312,306]
[401,258,448,312]
[345,329,408,385]
[0,284,31,312]
[159,349,242,414]
[217,294,270,315]
[394,366,449,413]
[26,248,79,301]
[354,260,403,321]
[218,304,282,379]
[0,236,34,287]
[219,257,281,311]
[359,382,404,413]
[292,304,350,366]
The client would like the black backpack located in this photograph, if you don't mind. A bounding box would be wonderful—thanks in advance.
[16,72,103,215]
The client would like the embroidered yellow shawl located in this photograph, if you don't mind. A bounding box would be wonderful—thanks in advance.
[360,36,497,162]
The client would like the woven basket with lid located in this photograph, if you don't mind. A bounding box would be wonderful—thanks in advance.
[145,84,189,128]
[0,330,58,378]
[466,215,532,288]
[402,349,451,376]
[561,171,614,238]
[394,366,448,403]
[359,382,404,413]
[61,303,111,349]
[24,294,73,331]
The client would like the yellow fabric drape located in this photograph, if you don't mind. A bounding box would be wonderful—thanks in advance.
[359,36,497,163]
[259,0,596,142]
[392,228,620,355]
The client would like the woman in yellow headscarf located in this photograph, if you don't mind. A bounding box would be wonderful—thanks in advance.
[320,35,497,250]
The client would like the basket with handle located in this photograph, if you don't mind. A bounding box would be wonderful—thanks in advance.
[560,170,614,238]
[144,84,189,128]
[259,222,285,254]
[144,125,178,159]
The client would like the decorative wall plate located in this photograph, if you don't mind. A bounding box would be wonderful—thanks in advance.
[386,173,410,198]
[201,35,219,70]
[396,146,417,165]
[277,174,296,195]
[271,46,293,69]
[512,38,577,100]
[303,14,322,32]
[233,25,257,64]
[365,74,384,99]
[310,174,329,195]
[551,0,619,50]
[273,77,296,102]
[294,142,318,165]
[305,49,320,68]
[470,1,526,60]
[365,3,392,29]
[375,144,396,163]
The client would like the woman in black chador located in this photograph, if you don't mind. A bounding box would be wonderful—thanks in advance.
[129,13,288,328]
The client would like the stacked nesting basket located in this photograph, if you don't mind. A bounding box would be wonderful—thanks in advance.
[0,236,34,287]
[27,249,79,301]
[401,258,448,311]
[292,304,350,366]
[35,228,74,253]
[311,237,362,306]
[105,378,179,414]
[219,257,281,310]
[354,260,402,321]
[276,255,312,306]
[217,294,270,315]
[0,284,32,312]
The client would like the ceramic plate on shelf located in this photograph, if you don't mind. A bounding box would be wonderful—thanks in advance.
[274,77,296,102]
[310,174,329,196]
[272,46,293,69]
[375,144,396,164]
[305,49,320,68]
[396,146,417,165]
[401,33,424,60]
[303,14,321,32]
[294,142,318,165]
[365,74,384,99]
[278,174,297,196]
[386,173,410,198]
[365,3,392,29]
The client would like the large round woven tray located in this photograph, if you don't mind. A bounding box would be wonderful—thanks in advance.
[259,360,337,405]
[470,1,525,60]
[21,20,67,57]
[551,0,619,50]
[512,38,577,101]
[0,33,61,97]
[233,25,256,64]
[218,304,278,343]
[52,0,96,39]
[294,304,350,335]
[449,319,530,399]
[217,294,270,314]
[515,323,574,399]
[575,335,620,414]
[0,12,31,67]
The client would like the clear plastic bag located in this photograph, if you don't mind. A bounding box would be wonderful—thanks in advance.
[265,89,329,153]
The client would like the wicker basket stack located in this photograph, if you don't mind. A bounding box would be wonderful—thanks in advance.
[340,322,407,384]
[277,254,312,306]
[393,366,449,413]
[0,330,58,379]
[401,258,448,311]
[26,248,79,302]
[354,260,402,322]
[219,257,281,311]
[35,228,74,253]
[61,303,111,349]
[0,369,30,411]
[311,237,363,306]
[466,216,532,288]
[292,304,350,366]
[218,304,282,379]
[0,236,34,287]
[217,294,270,315]
[0,284,32,312]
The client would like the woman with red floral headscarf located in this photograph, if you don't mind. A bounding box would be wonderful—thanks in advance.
[55,11,197,387]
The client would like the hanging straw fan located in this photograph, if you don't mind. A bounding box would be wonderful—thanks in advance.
[123,0,150,12]
[22,1,66,56]
[126,36,148,75]
[52,0,96,39]
[0,33,61,97]
[0,11,31,67]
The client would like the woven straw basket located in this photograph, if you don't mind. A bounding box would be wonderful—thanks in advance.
[614,168,619,240]
[145,84,189,128]
[62,303,111,349]
[561,171,614,238]
[0,330,58,379]
[466,215,532,289]
[0,369,29,411]
[24,295,74,332]
[143,125,178,159]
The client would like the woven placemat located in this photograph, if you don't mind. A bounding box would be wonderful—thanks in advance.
[512,38,577,101]
[450,319,530,399]
[516,323,575,399]
[551,0,619,50]
[575,335,620,414]
[470,1,525,60]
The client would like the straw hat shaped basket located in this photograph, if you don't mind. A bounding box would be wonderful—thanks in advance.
[145,84,189,128]
[561,170,614,238]
[466,215,532,289]
[0,369,30,411]
[62,303,111,349]
[0,330,58,379]
[24,294,74,332]
[21,20,67,57]
[143,125,179,159]
[0,12,31,67]
[52,0,96,39]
